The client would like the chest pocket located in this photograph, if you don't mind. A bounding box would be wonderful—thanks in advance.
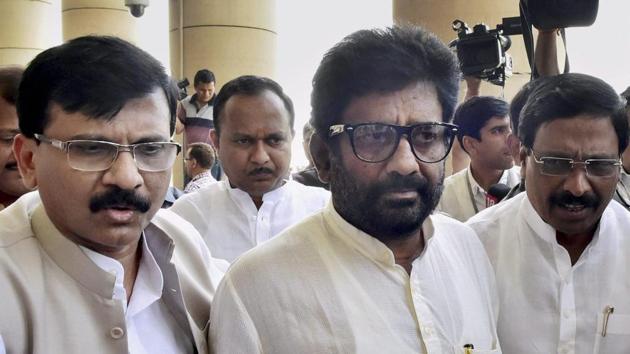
[593,312,630,354]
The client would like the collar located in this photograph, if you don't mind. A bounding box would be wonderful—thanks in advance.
[31,204,175,299]
[521,192,605,252]
[189,93,215,107]
[191,170,214,183]
[224,179,291,208]
[466,165,511,195]
[322,201,434,267]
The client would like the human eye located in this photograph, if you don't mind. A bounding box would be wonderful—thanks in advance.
[233,137,252,145]
[136,143,166,156]
[266,135,285,146]
[354,124,393,145]
[587,159,619,177]
[70,141,113,156]
[412,125,441,145]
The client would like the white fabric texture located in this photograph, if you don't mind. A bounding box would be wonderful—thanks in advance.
[437,165,520,222]
[171,179,330,262]
[467,192,630,354]
[210,202,501,354]
[80,236,192,354]
[184,171,217,193]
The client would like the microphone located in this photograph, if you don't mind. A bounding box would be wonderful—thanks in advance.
[486,183,511,207]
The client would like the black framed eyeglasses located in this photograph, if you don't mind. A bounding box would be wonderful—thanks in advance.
[328,122,458,163]
[34,134,182,172]
[529,149,621,178]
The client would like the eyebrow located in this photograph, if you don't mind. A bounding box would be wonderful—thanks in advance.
[67,134,170,144]
[0,129,20,135]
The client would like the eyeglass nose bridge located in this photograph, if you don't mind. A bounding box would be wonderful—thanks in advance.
[107,144,139,169]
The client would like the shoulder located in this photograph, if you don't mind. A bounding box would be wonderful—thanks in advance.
[466,192,525,244]
[285,180,330,202]
[226,211,325,281]
[443,168,468,186]
[0,192,41,248]
[430,213,481,247]
[171,181,225,213]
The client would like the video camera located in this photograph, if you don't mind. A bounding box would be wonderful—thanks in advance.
[449,17,522,86]
[176,78,189,100]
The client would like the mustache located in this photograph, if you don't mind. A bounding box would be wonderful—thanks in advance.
[248,167,274,176]
[550,191,599,208]
[373,173,430,195]
[89,187,151,213]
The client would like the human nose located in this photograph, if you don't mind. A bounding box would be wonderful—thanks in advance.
[250,141,270,165]
[101,148,143,190]
[385,135,421,176]
[563,163,591,197]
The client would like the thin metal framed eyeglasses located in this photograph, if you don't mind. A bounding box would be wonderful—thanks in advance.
[328,122,458,163]
[34,134,181,172]
[529,149,621,178]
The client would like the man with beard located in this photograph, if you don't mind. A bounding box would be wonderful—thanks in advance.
[171,75,330,263]
[210,26,501,353]
[438,96,519,221]
[0,66,30,209]
[467,73,630,353]
[0,36,224,354]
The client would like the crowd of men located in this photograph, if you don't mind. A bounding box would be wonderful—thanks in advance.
[0,22,629,354]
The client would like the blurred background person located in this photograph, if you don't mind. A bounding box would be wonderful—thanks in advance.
[184,142,217,193]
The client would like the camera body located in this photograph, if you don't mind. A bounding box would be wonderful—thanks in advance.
[125,0,149,18]
[450,17,521,86]
[177,78,189,100]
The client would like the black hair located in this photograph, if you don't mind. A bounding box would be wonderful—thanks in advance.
[213,75,295,136]
[310,25,460,137]
[194,69,215,86]
[187,142,216,169]
[17,35,178,138]
[519,73,628,153]
[0,66,23,104]
[453,96,509,151]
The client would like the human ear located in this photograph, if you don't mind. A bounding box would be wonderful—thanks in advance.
[310,133,332,183]
[13,134,38,189]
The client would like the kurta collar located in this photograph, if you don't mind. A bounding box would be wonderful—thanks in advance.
[322,201,434,268]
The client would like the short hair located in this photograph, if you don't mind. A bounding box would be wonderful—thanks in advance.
[0,66,23,105]
[17,36,178,138]
[519,73,628,153]
[213,75,295,136]
[310,26,460,137]
[453,96,509,149]
[621,86,630,108]
[187,142,216,169]
[194,69,215,86]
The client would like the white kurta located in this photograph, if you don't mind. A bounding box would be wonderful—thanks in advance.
[437,165,521,222]
[210,202,501,354]
[171,180,330,262]
[467,192,630,354]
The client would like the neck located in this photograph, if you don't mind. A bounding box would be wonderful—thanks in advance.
[192,168,209,178]
[106,240,142,304]
[381,230,425,275]
[556,229,595,266]
[0,191,19,207]
[469,162,503,191]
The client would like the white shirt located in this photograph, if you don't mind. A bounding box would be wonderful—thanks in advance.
[437,165,520,222]
[80,235,192,354]
[171,179,330,262]
[467,192,630,354]
[210,202,501,354]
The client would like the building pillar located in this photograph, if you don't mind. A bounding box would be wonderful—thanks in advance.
[0,0,61,66]
[62,0,139,41]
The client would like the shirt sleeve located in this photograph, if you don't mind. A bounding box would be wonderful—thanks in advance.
[210,275,262,354]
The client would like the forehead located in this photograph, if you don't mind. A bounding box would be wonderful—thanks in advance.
[221,90,291,133]
[196,82,214,89]
[482,115,510,129]
[533,115,618,156]
[340,81,442,126]
[45,90,171,140]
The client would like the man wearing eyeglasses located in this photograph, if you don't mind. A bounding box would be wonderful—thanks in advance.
[0,66,29,210]
[0,36,224,354]
[210,26,500,353]
[467,73,630,354]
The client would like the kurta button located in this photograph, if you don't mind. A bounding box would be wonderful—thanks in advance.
[110,327,125,339]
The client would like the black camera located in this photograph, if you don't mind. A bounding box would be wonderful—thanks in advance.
[176,78,189,100]
[449,17,522,86]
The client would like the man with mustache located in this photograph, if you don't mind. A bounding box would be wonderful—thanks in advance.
[437,96,520,221]
[171,75,330,263]
[0,66,30,209]
[0,36,224,354]
[210,27,500,353]
[467,73,630,353]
